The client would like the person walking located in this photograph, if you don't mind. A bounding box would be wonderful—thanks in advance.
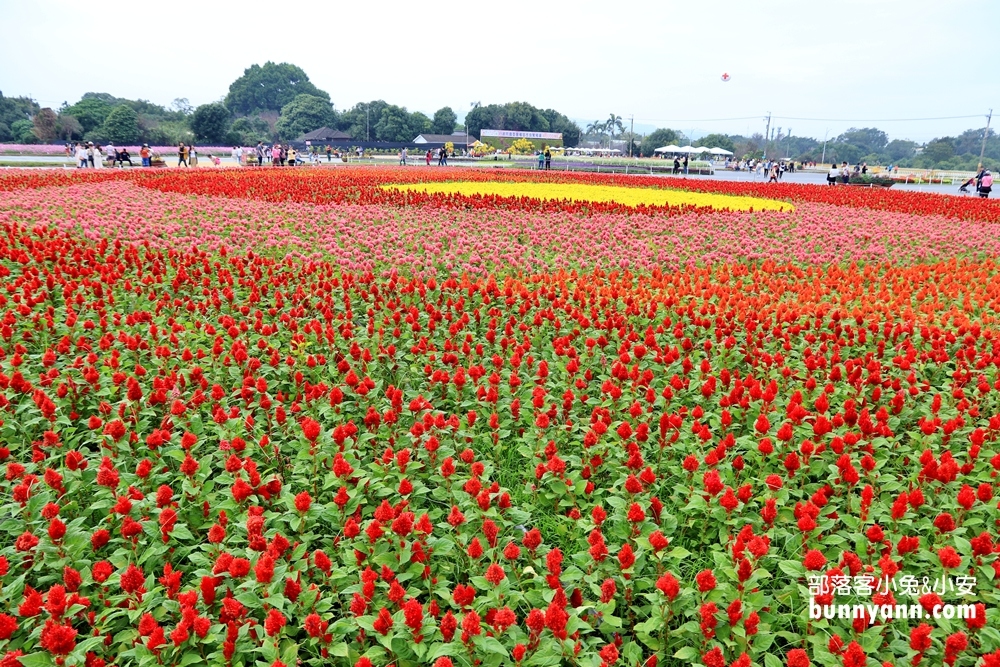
[827,162,839,185]
[326,145,332,162]
[189,145,198,167]
[106,143,116,167]
[86,142,96,168]
[544,148,551,170]
[177,142,188,167]
[256,142,265,167]
[426,149,432,166]
[840,161,850,185]
[92,145,104,168]
[139,144,151,167]
[979,170,993,198]
[768,163,778,183]
[287,146,297,165]
[682,155,689,175]
[673,157,680,174]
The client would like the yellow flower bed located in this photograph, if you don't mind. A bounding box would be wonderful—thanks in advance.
[383,181,793,212]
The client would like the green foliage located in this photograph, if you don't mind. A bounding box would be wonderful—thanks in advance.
[409,111,432,137]
[225,62,330,115]
[465,102,581,147]
[231,116,272,144]
[0,91,41,136]
[431,106,457,135]
[11,118,37,143]
[338,100,389,141]
[374,104,416,142]
[921,138,955,164]
[275,94,336,140]
[32,108,59,143]
[884,139,917,162]
[63,98,113,134]
[694,133,735,153]
[190,103,231,144]
[834,127,889,154]
[101,104,140,144]
[639,128,680,157]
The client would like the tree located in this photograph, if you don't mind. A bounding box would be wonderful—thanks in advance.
[639,128,680,157]
[191,103,231,143]
[921,138,955,164]
[884,139,917,162]
[58,114,83,140]
[101,104,140,144]
[0,92,40,133]
[274,94,336,140]
[11,119,37,143]
[834,128,888,155]
[509,138,535,154]
[694,133,735,153]
[225,62,330,115]
[170,98,193,115]
[432,107,457,135]
[32,108,59,143]
[339,100,389,141]
[61,98,112,134]
[605,114,624,139]
[409,111,432,137]
[374,105,418,142]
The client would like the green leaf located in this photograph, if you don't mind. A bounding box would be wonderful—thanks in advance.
[673,646,699,660]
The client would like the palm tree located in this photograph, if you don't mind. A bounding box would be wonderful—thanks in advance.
[604,114,624,148]
[586,121,604,139]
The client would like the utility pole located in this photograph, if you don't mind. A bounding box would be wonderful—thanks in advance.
[763,112,771,160]
[979,109,993,169]
[821,128,829,165]
[628,115,634,158]
[786,128,792,159]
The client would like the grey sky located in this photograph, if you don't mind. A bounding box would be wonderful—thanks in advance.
[2,0,996,143]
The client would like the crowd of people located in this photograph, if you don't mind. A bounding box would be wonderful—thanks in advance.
[67,142,143,168]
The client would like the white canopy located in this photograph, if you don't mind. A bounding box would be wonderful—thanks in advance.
[654,144,681,153]
[708,147,734,156]
[677,145,699,153]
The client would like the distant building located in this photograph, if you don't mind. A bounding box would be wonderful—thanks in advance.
[413,131,472,145]
[299,127,353,142]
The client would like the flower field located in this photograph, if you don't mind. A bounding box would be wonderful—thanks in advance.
[0,167,999,667]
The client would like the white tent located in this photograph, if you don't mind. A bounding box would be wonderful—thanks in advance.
[654,144,681,153]
[677,145,699,154]
[708,147,734,156]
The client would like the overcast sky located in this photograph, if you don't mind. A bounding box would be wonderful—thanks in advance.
[2,0,996,143]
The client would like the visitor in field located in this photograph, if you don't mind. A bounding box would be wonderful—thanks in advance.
[980,171,993,198]
[326,145,332,162]
[673,157,680,174]
[426,149,432,166]
[93,145,105,169]
[139,144,151,167]
[116,147,133,167]
[827,163,839,185]
[177,143,188,167]
[840,161,850,184]
[257,142,265,166]
[106,143,116,167]
[768,163,778,183]
[544,149,551,170]
[86,142,95,168]
[189,145,198,167]
[683,155,689,175]
[287,147,297,165]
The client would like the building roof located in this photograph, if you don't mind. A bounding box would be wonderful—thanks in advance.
[300,127,353,141]
[413,132,471,144]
